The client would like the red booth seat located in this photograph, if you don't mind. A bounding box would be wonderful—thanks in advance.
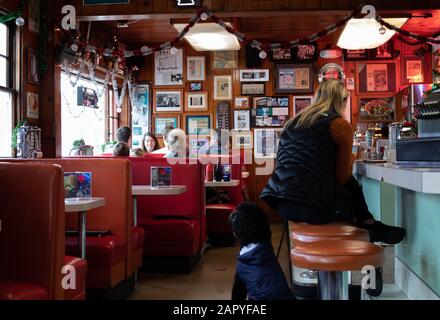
[63,256,88,300]
[0,282,49,300]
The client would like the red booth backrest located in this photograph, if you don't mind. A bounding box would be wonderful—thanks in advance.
[0,162,65,299]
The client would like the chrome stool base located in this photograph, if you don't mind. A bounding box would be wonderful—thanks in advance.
[318,271,349,300]
[300,269,318,280]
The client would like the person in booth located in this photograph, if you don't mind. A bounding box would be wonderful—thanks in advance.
[113,142,130,157]
[141,132,160,154]
[152,126,174,154]
[261,79,405,244]
[116,126,132,144]
[164,128,187,158]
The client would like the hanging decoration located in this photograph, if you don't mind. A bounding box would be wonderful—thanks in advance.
[111,71,128,113]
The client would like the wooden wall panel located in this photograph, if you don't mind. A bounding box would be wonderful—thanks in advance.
[274,0,290,10]
[290,0,305,9]
[229,0,244,11]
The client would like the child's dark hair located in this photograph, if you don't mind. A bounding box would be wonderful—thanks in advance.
[116,127,132,143]
[113,142,130,157]
[229,202,272,246]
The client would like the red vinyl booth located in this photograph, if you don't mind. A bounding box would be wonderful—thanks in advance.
[0,162,87,300]
[130,156,206,273]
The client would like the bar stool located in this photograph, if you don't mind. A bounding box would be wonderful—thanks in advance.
[291,240,384,300]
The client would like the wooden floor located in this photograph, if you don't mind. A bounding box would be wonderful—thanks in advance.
[128,223,290,300]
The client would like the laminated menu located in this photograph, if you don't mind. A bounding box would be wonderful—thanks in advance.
[64,172,92,198]
[151,167,172,187]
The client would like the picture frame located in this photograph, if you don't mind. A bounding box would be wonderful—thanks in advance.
[186,115,212,135]
[254,128,282,159]
[234,97,249,109]
[358,96,396,122]
[185,92,208,111]
[153,115,180,136]
[212,51,238,69]
[241,83,265,96]
[369,41,395,60]
[151,167,172,187]
[401,56,424,84]
[271,48,292,62]
[434,48,440,83]
[131,82,151,149]
[291,43,318,62]
[275,64,314,94]
[234,109,251,131]
[239,69,270,82]
[231,130,253,149]
[28,0,40,34]
[213,75,232,100]
[293,96,313,115]
[189,82,203,92]
[356,62,397,94]
[27,48,39,85]
[342,49,368,61]
[154,48,184,86]
[26,91,39,119]
[154,89,183,113]
[187,56,205,81]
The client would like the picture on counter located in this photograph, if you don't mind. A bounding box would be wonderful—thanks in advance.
[239,69,270,82]
[154,49,183,86]
[151,167,172,188]
[154,115,180,136]
[64,172,92,199]
[154,90,182,112]
[231,130,253,149]
[186,92,208,111]
[26,92,39,119]
[357,62,396,94]
[234,97,249,109]
[28,0,40,34]
[189,82,203,92]
[241,83,265,96]
[234,110,251,130]
[28,49,39,85]
[187,56,205,81]
[213,75,232,100]
[275,64,314,93]
[212,51,238,69]
[403,57,424,84]
[254,128,282,158]
[358,96,395,122]
[293,96,313,115]
[186,115,211,135]
[271,48,292,61]
[291,43,318,62]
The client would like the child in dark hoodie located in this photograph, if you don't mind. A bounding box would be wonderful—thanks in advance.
[229,202,296,300]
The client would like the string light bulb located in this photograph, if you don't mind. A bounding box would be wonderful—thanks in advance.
[116,107,122,113]
[15,16,25,27]
[259,50,267,59]
[379,25,386,35]
[71,43,79,52]
[140,46,149,54]
[200,12,208,21]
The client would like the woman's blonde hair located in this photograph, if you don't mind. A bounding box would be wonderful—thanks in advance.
[285,79,349,129]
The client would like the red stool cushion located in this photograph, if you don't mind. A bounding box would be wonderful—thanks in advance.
[63,256,87,300]
[0,282,49,300]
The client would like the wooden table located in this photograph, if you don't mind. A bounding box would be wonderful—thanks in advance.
[65,197,106,259]
[205,180,240,187]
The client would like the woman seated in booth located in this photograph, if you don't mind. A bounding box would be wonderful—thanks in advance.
[152,126,174,154]
[141,132,160,154]
[164,128,187,158]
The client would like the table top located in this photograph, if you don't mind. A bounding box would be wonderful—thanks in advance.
[132,185,187,196]
[205,180,240,187]
[65,197,106,213]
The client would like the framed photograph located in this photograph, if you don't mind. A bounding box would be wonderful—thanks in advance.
[186,92,208,111]
[26,92,39,119]
[151,167,172,187]
[402,56,424,84]
[154,90,182,112]
[434,48,440,83]
[188,137,210,158]
[189,82,203,92]
[27,49,39,85]
[234,109,251,130]
[154,48,184,86]
[293,96,313,115]
[358,96,395,122]
[275,64,314,94]
[187,56,205,81]
[186,115,212,135]
[231,130,253,149]
[291,43,318,62]
[153,115,180,136]
[271,48,292,61]
[239,69,270,82]
[343,49,368,61]
[318,63,346,83]
[212,51,238,69]
[131,82,151,148]
[254,128,282,158]
[234,97,249,109]
[213,75,232,100]
[28,0,40,34]
[241,83,265,96]
[369,41,395,60]
[356,62,397,94]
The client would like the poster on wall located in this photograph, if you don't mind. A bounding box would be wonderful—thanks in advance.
[28,0,40,34]
[254,128,282,158]
[366,64,388,92]
[131,83,150,149]
[359,97,395,122]
[83,0,130,5]
[27,92,39,119]
[154,49,184,86]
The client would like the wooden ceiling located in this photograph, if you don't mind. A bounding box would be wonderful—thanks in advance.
[96,10,440,47]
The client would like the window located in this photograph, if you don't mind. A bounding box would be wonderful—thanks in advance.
[0,22,13,157]
[60,72,107,156]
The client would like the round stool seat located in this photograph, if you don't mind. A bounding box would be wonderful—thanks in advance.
[291,240,384,271]
[289,222,369,245]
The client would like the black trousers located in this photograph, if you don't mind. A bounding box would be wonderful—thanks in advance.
[277,176,374,225]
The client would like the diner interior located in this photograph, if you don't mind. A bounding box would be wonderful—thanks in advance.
[1,0,440,301]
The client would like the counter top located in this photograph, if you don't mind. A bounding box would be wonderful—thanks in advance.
[354,161,440,194]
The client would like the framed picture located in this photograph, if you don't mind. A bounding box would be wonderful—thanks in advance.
[254,128,282,158]
[231,130,253,149]
[241,83,265,96]
[212,51,238,69]
[434,48,440,83]
[187,56,205,81]
[27,49,39,85]
[234,109,251,130]
[291,43,318,62]
[402,56,424,84]
[239,69,270,82]
[188,136,210,158]
[186,115,211,135]
[271,48,292,61]
[275,64,314,94]
[131,82,151,148]
[153,115,180,136]
[154,90,182,112]
[189,82,203,92]
[369,41,395,60]
[293,96,313,115]
[358,96,395,122]
[28,0,40,34]
[26,92,39,119]
[343,49,368,61]
[234,97,249,109]
[154,48,184,86]
[185,92,208,111]
[213,75,232,100]
[356,62,397,94]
